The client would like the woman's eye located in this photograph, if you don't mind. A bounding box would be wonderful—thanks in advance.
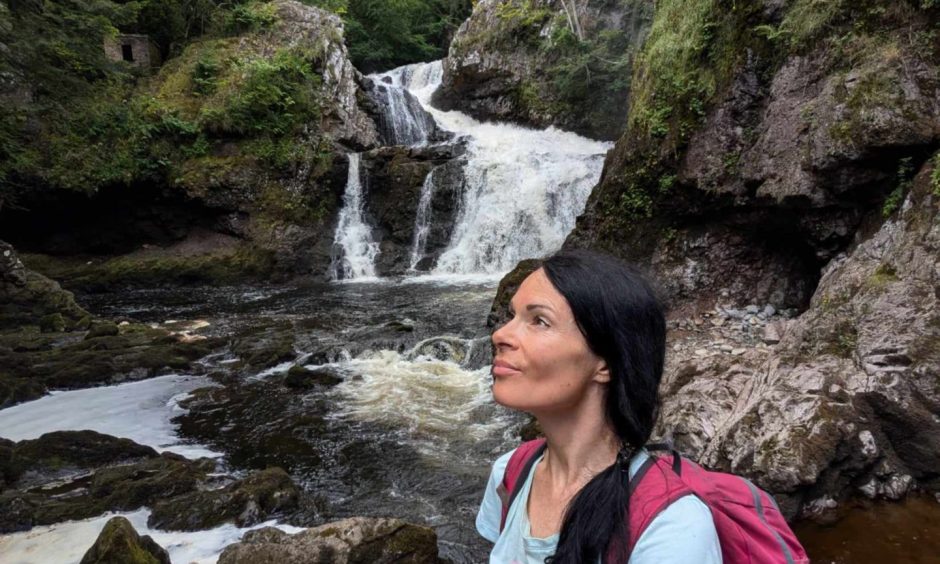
[534,316,549,327]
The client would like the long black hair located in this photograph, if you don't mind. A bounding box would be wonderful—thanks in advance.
[540,249,666,564]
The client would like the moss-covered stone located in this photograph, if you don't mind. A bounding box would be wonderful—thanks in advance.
[86,321,120,339]
[0,241,89,332]
[147,467,300,531]
[218,518,443,563]
[0,433,213,533]
[0,322,218,408]
[80,516,170,564]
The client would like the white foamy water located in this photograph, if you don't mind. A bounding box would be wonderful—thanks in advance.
[0,375,221,459]
[377,61,612,275]
[324,348,509,439]
[330,153,380,280]
[0,508,304,564]
[409,166,439,270]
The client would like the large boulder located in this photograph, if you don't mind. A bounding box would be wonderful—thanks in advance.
[0,240,88,331]
[218,517,443,564]
[80,516,170,564]
[434,0,653,140]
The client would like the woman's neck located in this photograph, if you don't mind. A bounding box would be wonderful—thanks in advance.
[534,389,619,491]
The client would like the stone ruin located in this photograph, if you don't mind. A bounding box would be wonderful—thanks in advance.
[103,34,161,70]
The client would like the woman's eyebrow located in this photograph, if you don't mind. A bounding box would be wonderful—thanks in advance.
[526,303,555,312]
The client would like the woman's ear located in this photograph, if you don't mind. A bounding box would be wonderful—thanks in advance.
[593,360,611,384]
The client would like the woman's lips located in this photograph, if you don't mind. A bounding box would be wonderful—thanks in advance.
[492,359,521,377]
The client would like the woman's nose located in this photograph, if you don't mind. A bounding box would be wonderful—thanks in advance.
[491,317,516,350]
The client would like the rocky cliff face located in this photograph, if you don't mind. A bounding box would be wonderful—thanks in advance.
[0,0,382,286]
[497,0,940,517]
[434,0,653,140]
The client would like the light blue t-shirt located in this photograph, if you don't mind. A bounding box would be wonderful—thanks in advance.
[476,448,723,564]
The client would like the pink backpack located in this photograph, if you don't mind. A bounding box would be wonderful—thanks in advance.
[498,439,809,563]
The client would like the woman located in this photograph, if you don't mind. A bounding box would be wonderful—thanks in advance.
[476,250,722,563]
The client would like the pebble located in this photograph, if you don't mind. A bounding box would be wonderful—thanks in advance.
[732,348,746,355]
[763,304,776,317]
[746,304,760,314]
[694,348,708,356]
[719,344,734,353]
[672,343,682,352]
[711,318,725,327]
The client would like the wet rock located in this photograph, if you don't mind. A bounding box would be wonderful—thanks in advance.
[0,240,88,332]
[218,517,443,564]
[230,322,296,370]
[148,467,300,531]
[359,144,466,276]
[0,434,214,533]
[80,516,170,564]
[519,417,542,442]
[284,365,342,389]
[7,431,158,485]
[0,323,215,407]
[175,384,325,472]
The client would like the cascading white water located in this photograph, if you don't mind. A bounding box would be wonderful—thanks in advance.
[408,166,438,270]
[371,73,437,146]
[379,61,612,275]
[330,153,380,280]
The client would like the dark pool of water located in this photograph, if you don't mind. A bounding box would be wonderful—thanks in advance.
[795,495,940,564]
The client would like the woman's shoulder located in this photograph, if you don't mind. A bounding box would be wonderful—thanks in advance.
[630,494,721,563]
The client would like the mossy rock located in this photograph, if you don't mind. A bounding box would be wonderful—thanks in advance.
[38,313,66,333]
[231,323,296,370]
[218,517,443,564]
[9,431,158,484]
[85,321,120,339]
[0,323,217,402]
[80,516,170,564]
[147,467,300,531]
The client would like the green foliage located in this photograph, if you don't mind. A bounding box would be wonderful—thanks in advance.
[546,28,638,133]
[192,54,221,95]
[931,153,940,197]
[495,0,553,38]
[628,0,761,145]
[882,157,915,217]
[342,0,472,72]
[223,1,278,34]
[199,48,321,136]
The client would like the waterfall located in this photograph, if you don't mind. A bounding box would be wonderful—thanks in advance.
[408,167,438,271]
[370,71,438,146]
[387,61,612,275]
[339,60,610,278]
[330,153,380,280]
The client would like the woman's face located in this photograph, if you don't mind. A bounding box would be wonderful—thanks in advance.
[490,268,608,414]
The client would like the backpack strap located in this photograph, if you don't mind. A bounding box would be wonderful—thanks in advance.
[498,438,547,532]
[625,454,694,554]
